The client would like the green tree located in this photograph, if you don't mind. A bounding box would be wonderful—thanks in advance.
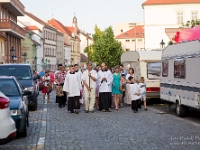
[92,26,124,67]
[84,45,94,62]
[181,19,200,28]
[168,41,173,45]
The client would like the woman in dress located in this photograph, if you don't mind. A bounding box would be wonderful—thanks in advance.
[112,66,121,110]
[42,71,51,103]
[124,68,134,106]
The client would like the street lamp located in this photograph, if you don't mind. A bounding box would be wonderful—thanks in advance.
[22,52,27,63]
[33,56,37,71]
[48,59,50,70]
[160,39,165,49]
[10,47,16,63]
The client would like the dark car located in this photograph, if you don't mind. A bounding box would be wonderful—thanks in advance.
[0,76,31,137]
[0,64,38,111]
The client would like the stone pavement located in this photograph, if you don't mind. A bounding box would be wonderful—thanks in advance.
[1,90,200,150]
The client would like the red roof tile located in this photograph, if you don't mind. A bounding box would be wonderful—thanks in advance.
[115,26,144,39]
[25,26,40,31]
[48,18,68,35]
[80,53,88,62]
[143,0,200,6]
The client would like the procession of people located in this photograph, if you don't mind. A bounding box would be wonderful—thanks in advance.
[38,62,148,114]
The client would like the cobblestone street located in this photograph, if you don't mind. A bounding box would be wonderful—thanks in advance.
[1,91,200,150]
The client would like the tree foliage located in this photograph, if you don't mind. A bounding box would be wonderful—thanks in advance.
[91,25,124,67]
[181,19,200,28]
[84,46,94,62]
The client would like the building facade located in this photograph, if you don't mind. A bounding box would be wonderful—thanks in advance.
[143,0,200,49]
[0,33,6,64]
[64,43,70,66]
[18,12,57,70]
[56,31,64,66]
[115,25,145,51]
[80,31,93,57]
[0,0,25,63]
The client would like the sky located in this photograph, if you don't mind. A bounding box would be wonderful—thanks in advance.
[20,0,145,34]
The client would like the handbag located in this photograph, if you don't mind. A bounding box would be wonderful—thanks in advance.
[56,85,64,97]
[119,85,123,91]
[47,83,52,93]
[39,82,44,91]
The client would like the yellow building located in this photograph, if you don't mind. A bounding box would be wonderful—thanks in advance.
[0,32,7,64]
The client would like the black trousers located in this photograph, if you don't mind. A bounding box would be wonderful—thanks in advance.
[132,100,138,111]
[58,92,67,107]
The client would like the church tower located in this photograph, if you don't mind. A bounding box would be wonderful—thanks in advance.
[72,13,77,37]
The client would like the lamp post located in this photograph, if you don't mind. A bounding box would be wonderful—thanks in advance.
[86,33,91,64]
[33,56,37,71]
[10,47,16,63]
[22,52,27,63]
[160,39,165,49]
[48,59,50,70]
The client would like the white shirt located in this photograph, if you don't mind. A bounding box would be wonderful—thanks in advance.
[75,70,82,81]
[139,83,146,95]
[129,83,140,101]
[63,72,82,97]
[54,70,59,84]
[98,70,112,93]
[42,76,50,86]
[82,69,97,89]
[126,74,134,80]
[107,70,113,92]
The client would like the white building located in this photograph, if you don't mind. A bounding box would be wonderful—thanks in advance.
[142,0,200,49]
[115,25,145,51]
[18,11,57,70]
[64,43,71,66]
[56,31,64,66]
[80,31,93,56]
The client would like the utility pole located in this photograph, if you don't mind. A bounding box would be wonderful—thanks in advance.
[86,33,91,63]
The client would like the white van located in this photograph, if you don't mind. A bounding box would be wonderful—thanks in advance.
[160,40,200,117]
[121,50,162,99]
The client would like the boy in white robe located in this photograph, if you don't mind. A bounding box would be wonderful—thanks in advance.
[129,76,140,113]
[63,65,82,114]
[98,63,112,112]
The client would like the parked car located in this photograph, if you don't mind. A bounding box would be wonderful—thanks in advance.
[0,91,16,144]
[0,76,31,137]
[0,64,38,111]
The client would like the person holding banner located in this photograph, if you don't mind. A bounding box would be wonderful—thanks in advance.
[82,62,97,113]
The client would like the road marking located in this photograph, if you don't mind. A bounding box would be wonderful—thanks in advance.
[150,107,200,128]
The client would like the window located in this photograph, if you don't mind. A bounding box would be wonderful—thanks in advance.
[138,39,143,42]
[121,29,123,33]
[177,12,184,24]
[147,62,161,80]
[125,40,130,42]
[174,59,185,78]
[132,40,135,42]
[162,61,168,77]
[192,11,198,20]
[0,79,20,96]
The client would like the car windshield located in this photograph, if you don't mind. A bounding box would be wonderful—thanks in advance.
[0,66,32,80]
[0,79,20,96]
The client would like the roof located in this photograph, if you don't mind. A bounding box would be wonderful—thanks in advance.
[24,26,41,32]
[80,53,88,62]
[121,50,162,62]
[162,40,200,59]
[32,39,41,46]
[116,26,144,39]
[80,31,93,40]
[0,32,7,39]
[64,42,70,46]
[25,12,56,30]
[142,0,200,6]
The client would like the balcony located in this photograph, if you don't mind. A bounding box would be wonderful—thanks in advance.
[0,19,25,39]
[1,0,25,16]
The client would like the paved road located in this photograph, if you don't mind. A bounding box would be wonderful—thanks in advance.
[1,91,200,150]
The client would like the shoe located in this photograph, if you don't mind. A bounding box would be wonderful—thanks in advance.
[90,111,94,113]
[59,106,62,108]
[144,108,148,111]
[71,110,74,113]
[134,111,136,113]
[115,108,118,111]
[107,109,112,112]
[75,110,79,114]
[85,110,89,113]
[102,109,106,112]
[63,105,65,107]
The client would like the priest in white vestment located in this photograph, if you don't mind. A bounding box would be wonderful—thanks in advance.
[98,63,112,112]
[63,65,82,114]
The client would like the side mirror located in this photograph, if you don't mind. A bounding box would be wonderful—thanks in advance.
[23,90,32,96]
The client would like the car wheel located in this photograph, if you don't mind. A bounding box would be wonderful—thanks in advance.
[20,119,27,137]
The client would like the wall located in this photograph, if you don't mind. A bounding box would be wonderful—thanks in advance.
[144,4,200,49]
[0,37,5,63]
[80,33,93,56]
